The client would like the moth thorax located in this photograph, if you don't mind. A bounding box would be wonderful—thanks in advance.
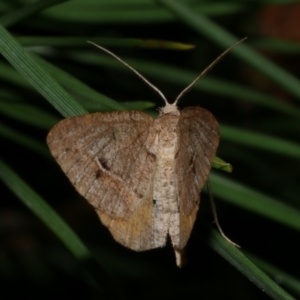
[154,113,179,191]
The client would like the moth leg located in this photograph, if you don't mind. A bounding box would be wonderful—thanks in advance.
[206,179,240,248]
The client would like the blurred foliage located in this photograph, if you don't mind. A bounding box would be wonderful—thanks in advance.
[0,0,300,299]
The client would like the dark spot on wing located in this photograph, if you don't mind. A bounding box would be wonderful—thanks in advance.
[95,169,102,179]
[134,188,143,199]
[189,153,195,166]
[153,199,157,205]
[191,164,196,175]
[147,151,156,161]
[65,147,78,155]
[112,129,116,140]
[98,157,110,171]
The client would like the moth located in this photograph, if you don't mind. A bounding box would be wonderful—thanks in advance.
[47,39,244,266]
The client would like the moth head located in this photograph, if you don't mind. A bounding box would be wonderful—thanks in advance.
[159,102,180,116]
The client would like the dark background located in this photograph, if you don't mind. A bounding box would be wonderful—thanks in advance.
[1,1,300,299]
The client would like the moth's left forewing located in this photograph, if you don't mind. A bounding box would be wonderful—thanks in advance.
[47,111,157,219]
[174,106,219,248]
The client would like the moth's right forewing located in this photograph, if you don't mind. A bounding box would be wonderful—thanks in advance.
[47,111,157,219]
[175,107,220,215]
[171,107,219,250]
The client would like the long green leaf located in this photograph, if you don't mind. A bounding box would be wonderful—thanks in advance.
[0,159,90,260]
[0,159,123,299]
[155,0,300,101]
[251,38,300,54]
[244,250,300,296]
[0,101,59,129]
[0,121,48,158]
[34,55,127,111]
[41,1,245,23]
[210,173,300,232]
[17,36,195,50]
[221,125,300,160]
[0,24,86,118]
[0,0,69,27]
[200,228,295,300]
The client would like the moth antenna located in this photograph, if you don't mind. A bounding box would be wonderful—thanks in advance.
[173,37,247,105]
[206,179,240,248]
[87,41,169,105]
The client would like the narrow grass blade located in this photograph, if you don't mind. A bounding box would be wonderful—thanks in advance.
[0,159,90,260]
[210,173,300,232]
[41,1,245,24]
[244,250,300,296]
[251,38,300,54]
[0,0,69,28]
[0,121,48,158]
[34,55,127,111]
[155,0,300,101]
[0,159,124,299]
[0,101,59,129]
[0,24,86,118]
[221,125,300,160]
[17,36,195,50]
[198,228,295,300]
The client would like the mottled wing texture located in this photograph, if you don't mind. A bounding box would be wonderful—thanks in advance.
[47,111,157,219]
[97,188,157,251]
[176,107,219,214]
[174,107,219,249]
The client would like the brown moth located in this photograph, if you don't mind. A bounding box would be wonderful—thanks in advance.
[47,39,244,267]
